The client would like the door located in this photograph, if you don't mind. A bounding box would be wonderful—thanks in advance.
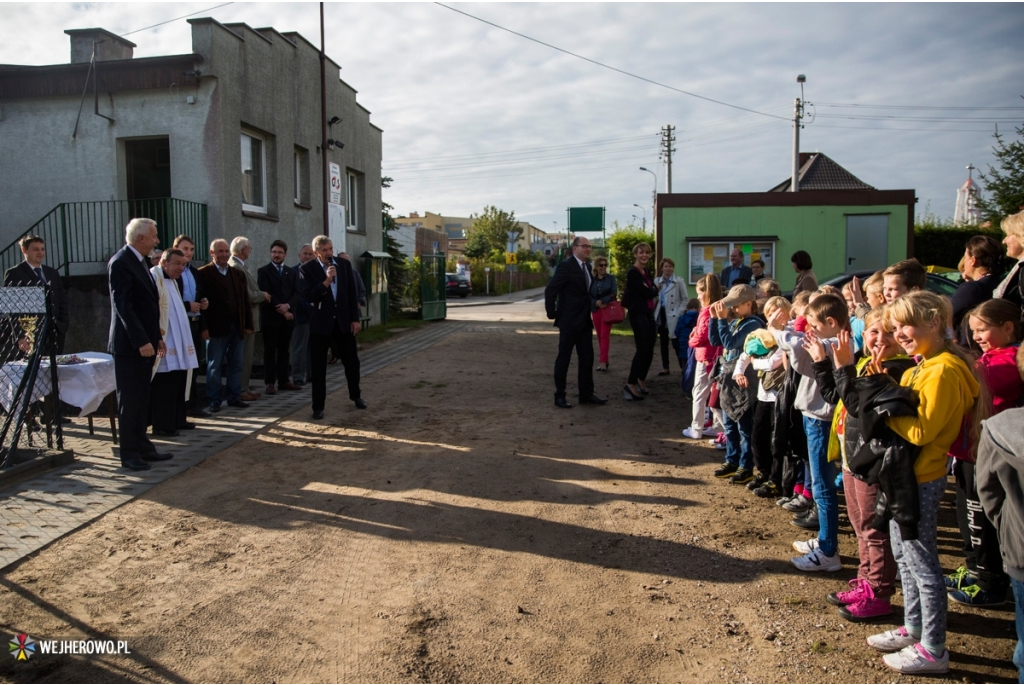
[419,254,447,321]
[845,214,889,274]
[125,137,172,244]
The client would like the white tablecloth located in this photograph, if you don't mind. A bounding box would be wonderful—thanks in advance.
[0,352,115,417]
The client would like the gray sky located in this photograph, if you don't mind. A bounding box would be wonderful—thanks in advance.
[4,2,1023,235]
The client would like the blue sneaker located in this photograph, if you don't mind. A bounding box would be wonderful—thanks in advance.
[944,566,977,591]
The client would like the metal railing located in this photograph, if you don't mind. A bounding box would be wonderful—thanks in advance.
[0,198,208,277]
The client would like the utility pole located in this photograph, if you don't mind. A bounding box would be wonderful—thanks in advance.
[661,125,676,193]
[319,2,330,232]
[791,75,806,193]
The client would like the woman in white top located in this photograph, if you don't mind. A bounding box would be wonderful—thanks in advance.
[653,257,690,376]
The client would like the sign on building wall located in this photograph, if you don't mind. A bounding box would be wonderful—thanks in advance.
[328,203,347,253]
[687,240,775,285]
[329,163,342,205]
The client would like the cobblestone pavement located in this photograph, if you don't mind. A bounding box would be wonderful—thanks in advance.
[0,321,465,569]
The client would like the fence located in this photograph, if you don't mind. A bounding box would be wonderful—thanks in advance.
[0,198,208,277]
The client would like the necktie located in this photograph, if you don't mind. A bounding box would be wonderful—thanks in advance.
[33,267,44,284]
[277,264,283,277]
[581,260,591,289]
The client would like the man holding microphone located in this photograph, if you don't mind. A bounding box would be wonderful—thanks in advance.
[299,235,365,420]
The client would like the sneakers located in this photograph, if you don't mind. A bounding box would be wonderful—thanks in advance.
[782,494,812,513]
[701,426,720,437]
[745,473,767,490]
[943,565,978,591]
[713,462,738,479]
[840,595,893,623]
[708,433,727,450]
[882,643,949,675]
[791,506,820,531]
[754,481,781,498]
[793,537,821,555]
[730,468,755,485]
[949,584,1007,608]
[681,427,703,440]
[827,577,868,606]
[791,548,841,572]
[866,626,917,652]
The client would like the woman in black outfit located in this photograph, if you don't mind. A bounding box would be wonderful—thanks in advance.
[951,234,1003,345]
[623,242,659,400]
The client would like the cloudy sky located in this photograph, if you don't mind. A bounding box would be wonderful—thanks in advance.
[4,2,1023,235]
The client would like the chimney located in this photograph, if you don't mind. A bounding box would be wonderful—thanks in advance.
[64,28,137,64]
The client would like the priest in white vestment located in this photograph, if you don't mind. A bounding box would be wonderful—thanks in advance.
[150,249,199,437]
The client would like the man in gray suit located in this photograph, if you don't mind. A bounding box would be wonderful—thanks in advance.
[229,236,270,401]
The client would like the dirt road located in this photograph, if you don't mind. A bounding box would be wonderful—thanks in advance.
[0,295,1017,683]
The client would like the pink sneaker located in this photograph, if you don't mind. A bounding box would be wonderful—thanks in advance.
[827,578,870,607]
[840,595,893,622]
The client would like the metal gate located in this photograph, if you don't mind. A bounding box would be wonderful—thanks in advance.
[419,254,446,321]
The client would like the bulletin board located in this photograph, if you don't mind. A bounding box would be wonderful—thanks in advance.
[686,240,776,285]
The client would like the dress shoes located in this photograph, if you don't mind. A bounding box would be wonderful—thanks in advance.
[622,385,644,401]
[240,391,261,402]
[554,396,573,409]
[206,403,221,414]
[579,395,608,405]
[121,456,151,471]
[142,452,174,462]
[189,407,212,418]
[265,383,277,395]
[152,429,179,437]
[227,400,250,409]
[177,422,197,430]
[354,398,368,409]
[312,410,325,420]
[280,382,302,391]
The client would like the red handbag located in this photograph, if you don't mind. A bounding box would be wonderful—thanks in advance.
[604,300,625,324]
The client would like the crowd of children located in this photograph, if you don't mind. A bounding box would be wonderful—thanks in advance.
[672,213,1024,677]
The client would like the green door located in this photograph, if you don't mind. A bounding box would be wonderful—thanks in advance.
[419,254,446,321]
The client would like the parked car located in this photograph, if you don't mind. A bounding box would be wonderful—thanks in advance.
[446,273,471,298]
[782,269,960,300]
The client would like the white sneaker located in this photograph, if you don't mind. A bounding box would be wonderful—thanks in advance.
[702,426,720,437]
[866,627,918,653]
[775,495,793,507]
[782,494,812,512]
[792,538,820,554]
[882,643,949,674]
[681,427,702,439]
[791,548,841,572]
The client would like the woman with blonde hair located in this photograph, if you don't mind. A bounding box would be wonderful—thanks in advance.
[622,242,659,400]
[682,273,724,438]
[996,210,1024,312]
[653,257,689,375]
[589,256,617,372]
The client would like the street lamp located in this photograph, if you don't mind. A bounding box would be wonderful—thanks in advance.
[633,203,646,229]
[639,167,657,232]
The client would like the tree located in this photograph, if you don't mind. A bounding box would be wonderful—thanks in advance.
[976,114,1024,225]
[466,206,521,258]
[606,221,654,287]
[381,176,412,313]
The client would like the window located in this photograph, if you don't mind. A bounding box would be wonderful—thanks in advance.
[346,170,361,232]
[241,132,266,213]
[293,146,309,207]
[686,239,776,285]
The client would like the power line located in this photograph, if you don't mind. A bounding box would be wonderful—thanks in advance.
[119,2,234,38]
[816,113,1021,123]
[816,102,1023,111]
[435,3,790,121]
[387,133,657,165]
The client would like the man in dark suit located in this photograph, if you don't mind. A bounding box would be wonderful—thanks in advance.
[299,235,365,420]
[4,236,70,353]
[720,249,753,288]
[107,218,172,471]
[172,234,210,417]
[197,239,254,413]
[257,239,302,395]
[544,236,606,409]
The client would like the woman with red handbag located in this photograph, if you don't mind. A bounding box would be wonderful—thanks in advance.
[589,256,619,371]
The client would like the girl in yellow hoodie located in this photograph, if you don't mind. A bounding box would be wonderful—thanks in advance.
[864,291,979,676]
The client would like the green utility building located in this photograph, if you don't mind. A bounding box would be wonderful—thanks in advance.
[655,153,915,289]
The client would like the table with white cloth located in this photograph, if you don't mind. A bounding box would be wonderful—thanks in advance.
[0,352,115,417]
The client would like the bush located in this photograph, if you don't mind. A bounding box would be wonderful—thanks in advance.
[606,225,655,287]
[913,224,1009,271]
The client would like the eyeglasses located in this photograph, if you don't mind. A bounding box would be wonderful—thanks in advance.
[578,243,592,249]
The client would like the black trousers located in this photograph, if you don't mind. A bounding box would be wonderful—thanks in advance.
[752,400,778,481]
[262,324,294,386]
[553,324,594,399]
[628,311,655,385]
[151,370,188,432]
[656,309,672,371]
[114,353,156,459]
[954,459,1008,593]
[310,324,361,411]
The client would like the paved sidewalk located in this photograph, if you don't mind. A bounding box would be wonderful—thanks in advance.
[0,321,465,570]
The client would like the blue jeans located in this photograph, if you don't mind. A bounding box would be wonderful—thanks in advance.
[803,415,838,557]
[1014,577,1024,683]
[722,407,754,471]
[206,326,244,405]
